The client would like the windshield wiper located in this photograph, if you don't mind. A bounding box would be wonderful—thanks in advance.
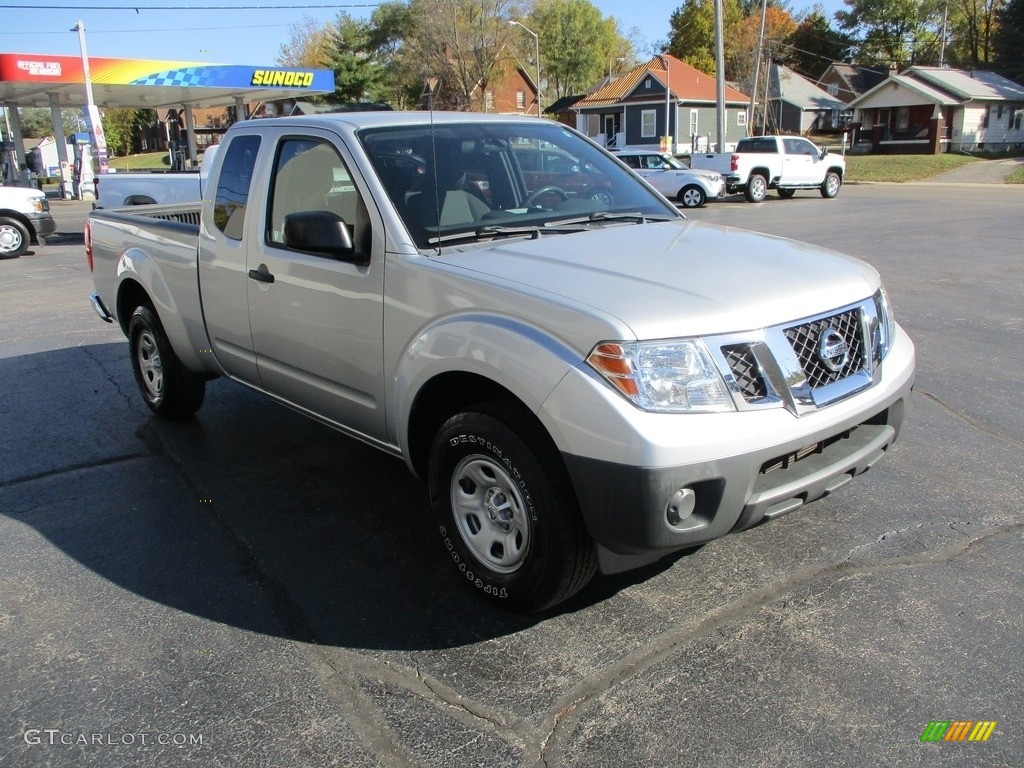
[547,211,675,227]
[426,222,588,245]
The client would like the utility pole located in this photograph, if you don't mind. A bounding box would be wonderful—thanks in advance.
[713,0,726,150]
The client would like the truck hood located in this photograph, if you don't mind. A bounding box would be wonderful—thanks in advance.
[434,219,880,340]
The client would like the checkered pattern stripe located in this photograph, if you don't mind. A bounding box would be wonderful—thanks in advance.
[131,67,232,87]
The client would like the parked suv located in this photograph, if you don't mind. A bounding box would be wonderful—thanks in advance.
[614,150,725,208]
[0,185,55,258]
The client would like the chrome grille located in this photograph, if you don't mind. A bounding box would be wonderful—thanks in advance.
[784,309,864,389]
[722,344,767,400]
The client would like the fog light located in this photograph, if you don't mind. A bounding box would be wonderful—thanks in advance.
[666,488,696,528]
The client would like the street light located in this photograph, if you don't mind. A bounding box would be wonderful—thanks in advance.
[71,20,109,175]
[508,20,541,117]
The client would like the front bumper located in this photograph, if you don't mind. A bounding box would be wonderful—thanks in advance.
[542,327,915,572]
[27,212,56,240]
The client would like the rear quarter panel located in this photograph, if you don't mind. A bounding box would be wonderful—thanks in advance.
[89,207,216,374]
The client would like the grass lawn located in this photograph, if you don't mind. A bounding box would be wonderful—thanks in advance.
[107,151,172,171]
[1006,164,1024,184]
[843,153,980,182]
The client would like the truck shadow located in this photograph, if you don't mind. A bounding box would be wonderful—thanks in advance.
[0,344,676,650]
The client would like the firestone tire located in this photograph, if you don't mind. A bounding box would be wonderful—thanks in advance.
[821,171,842,198]
[745,174,767,203]
[128,305,206,419]
[428,405,597,612]
[678,185,707,208]
[0,216,30,258]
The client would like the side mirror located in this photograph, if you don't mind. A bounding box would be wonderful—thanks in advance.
[820,146,829,159]
[283,211,363,263]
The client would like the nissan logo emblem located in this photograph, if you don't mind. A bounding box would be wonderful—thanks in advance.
[818,327,849,372]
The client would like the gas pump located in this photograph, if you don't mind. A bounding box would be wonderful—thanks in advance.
[70,135,95,200]
[1,140,20,186]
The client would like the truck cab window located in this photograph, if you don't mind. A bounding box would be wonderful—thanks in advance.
[213,135,261,240]
[267,138,370,256]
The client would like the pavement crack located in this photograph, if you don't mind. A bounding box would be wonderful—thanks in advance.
[915,387,1024,449]
[534,520,1024,765]
[79,342,146,417]
[0,453,148,491]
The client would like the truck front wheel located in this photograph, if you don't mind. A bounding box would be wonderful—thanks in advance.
[821,171,842,198]
[128,305,206,419]
[0,217,30,258]
[745,174,767,203]
[428,406,596,612]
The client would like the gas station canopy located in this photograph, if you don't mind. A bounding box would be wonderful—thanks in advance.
[0,52,334,110]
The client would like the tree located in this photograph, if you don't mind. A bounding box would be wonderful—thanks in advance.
[666,0,743,78]
[14,108,81,139]
[945,0,1004,67]
[366,1,423,108]
[993,0,1024,82]
[324,13,385,103]
[783,8,856,78]
[729,5,797,95]
[528,0,631,100]
[101,108,152,157]
[836,0,945,67]
[278,15,336,68]
[403,0,529,111]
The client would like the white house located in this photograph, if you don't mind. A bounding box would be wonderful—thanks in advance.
[849,66,1024,153]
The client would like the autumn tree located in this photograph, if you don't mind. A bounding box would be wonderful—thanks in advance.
[729,5,796,94]
[278,16,336,68]
[666,0,743,79]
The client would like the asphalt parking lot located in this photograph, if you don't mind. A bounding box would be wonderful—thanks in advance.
[2,183,1022,767]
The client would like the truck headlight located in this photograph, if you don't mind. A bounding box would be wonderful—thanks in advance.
[587,340,734,413]
[873,287,895,361]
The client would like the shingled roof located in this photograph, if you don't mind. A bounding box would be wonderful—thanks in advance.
[575,54,748,108]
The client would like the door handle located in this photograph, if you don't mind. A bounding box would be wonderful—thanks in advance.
[248,264,275,284]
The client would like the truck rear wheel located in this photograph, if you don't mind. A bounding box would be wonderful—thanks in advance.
[428,405,596,612]
[0,217,30,258]
[745,174,767,203]
[128,305,206,419]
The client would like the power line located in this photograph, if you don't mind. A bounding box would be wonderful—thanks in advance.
[0,3,379,8]
[0,24,298,36]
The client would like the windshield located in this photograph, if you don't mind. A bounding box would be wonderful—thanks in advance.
[359,121,680,248]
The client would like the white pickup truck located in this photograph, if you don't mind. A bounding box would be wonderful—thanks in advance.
[0,184,56,257]
[690,135,846,202]
[94,144,218,209]
[86,113,914,611]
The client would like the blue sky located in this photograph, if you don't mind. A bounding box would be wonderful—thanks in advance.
[0,0,845,67]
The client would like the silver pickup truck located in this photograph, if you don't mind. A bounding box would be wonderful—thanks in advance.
[87,112,915,611]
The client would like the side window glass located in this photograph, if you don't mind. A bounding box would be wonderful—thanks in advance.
[213,135,261,240]
[267,138,370,255]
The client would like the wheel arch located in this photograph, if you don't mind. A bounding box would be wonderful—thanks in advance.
[113,249,211,373]
[0,209,38,241]
[406,372,547,480]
